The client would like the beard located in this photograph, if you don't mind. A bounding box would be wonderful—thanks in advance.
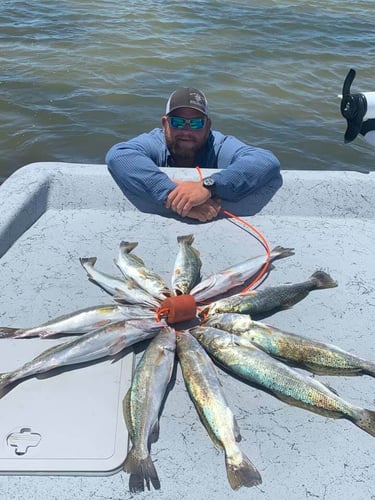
[165,129,208,167]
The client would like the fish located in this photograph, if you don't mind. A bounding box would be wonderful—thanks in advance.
[123,326,176,492]
[0,318,166,398]
[0,304,156,339]
[202,313,375,377]
[190,246,294,303]
[190,326,375,437]
[176,330,262,490]
[200,271,338,319]
[0,328,22,339]
[114,241,170,300]
[171,234,202,295]
[79,257,160,308]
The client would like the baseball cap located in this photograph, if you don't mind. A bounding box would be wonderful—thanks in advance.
[165,88,208,116]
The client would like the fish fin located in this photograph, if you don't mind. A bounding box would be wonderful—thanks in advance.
[79,257,97,268]
[154,346,172,366]
[240,290,258,297]
[226,452,262,490]
[120,241,139,253]
[177,234,194,245]
[302,363,363,376]
[270,246,295,261]
[221,270,243,283]
[191,246,201,260]
[191,275,217,296]
[108,339,127,356]
[278,304,293,310]
[87,277,113,296]
[233,416,242,443]
[321,381,340,395]
[354,408,375,437]
[122,390,133,436]
[0,327,24,338]
[113,297,131,304]
[123,448,160,492]
[310,271,338,289]
[232,336,254,349]
[149,419,160,444]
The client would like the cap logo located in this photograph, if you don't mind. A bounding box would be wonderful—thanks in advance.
[190,92,205,107]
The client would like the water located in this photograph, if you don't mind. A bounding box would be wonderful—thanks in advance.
[1,0,374,183]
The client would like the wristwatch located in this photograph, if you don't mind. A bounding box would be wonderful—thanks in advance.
[202,176,216,195]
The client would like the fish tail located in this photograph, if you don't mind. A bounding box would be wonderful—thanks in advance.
[0,327,23,338]
[79,257,97,269]
[310,270,338,289]
[119,241,138,253]
[353,407,375,437]
[177,234,194,245]
[123,448,160,492]
[270,246,295,261]
[225,452,262,490]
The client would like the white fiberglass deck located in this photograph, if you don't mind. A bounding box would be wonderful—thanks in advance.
[0,162,374,499]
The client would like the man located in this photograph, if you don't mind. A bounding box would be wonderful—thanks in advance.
[106,88,281,222]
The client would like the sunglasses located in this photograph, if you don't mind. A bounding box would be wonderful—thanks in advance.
[168,116,206,130]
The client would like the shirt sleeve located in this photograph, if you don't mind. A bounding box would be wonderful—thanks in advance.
[210,134,282,201]
[105,131,176,204]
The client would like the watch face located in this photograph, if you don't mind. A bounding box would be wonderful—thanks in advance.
[203,177,215,188]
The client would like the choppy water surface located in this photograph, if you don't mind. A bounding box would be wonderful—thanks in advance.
[0,0,374,182]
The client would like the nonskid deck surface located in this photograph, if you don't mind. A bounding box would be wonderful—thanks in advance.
[0,163,374,499]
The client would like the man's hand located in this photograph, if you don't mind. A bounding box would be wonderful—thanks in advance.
[165,180,211,217]
[184,198,222,222]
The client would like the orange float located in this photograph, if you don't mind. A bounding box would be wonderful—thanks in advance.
[158,295,197,324]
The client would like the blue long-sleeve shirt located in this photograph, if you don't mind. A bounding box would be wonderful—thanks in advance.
[106,128,281,204]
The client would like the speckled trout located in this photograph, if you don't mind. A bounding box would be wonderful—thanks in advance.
[202,313,375,377]
[200,270,337,319]
[114,241,170,300]
[123,326,176,492]
[190,246,294,303]
[190,326,375,437]
[79,257,160,308]
[176,330,262,490]
[0,304,156,338]
[0,318,166,398]
[171,234,202,295]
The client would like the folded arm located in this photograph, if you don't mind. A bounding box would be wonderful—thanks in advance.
[208,134,282,201]
[106,133,176,204]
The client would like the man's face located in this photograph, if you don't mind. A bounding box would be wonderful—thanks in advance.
[162,107,211,162]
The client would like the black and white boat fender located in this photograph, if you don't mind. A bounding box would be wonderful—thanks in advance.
[340,68,375,146]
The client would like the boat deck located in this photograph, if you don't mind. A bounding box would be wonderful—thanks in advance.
[0,162,374,499]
